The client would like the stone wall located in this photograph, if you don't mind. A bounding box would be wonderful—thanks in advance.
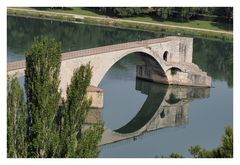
[86,85,103,109]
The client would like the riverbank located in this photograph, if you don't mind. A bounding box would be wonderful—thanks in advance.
[7,8,233,41]
[43,7,232,32]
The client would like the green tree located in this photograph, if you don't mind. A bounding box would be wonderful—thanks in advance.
[25,37,62,157]
[166,126,233,158]
[169,152,184,158]
[155,8,174,20]
[214,7,233,23]
[59,64,103,158]
[189,126,233,158]
[7,76,27,158]
[85,7,232,24]
[76,125,104,158]
[7,37,103,158]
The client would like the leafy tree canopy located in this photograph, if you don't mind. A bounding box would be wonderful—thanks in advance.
[164,126,233,158]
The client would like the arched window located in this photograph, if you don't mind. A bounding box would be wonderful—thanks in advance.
[170,67,181,76]
[163,51,168,61]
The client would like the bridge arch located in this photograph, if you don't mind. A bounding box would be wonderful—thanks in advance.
[95,48,168,87]
[166,67,182,76]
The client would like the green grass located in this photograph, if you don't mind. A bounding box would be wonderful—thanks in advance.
[84,17,232,41]
[39,7,106,17]
[123,16,233,32]
[26,7,233,32]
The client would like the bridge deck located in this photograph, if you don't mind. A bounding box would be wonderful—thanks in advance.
[7,37,173,72]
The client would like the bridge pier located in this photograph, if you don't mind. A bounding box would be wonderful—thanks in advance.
[86,86,104,109]
[136,63,211,87]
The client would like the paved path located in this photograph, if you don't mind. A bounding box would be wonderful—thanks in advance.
[8,8,233,35]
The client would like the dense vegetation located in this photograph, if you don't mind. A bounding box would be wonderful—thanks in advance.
[30,7,232,24]
[31,7,233,31]
[85,7,233,23]
[193,38,233,87]
[167,127,233,158]
[7,37,103,158]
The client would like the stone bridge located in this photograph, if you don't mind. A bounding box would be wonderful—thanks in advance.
[85,79,210,146]
[7,36,211,108]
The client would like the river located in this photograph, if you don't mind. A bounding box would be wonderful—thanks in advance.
[7,15,233,158]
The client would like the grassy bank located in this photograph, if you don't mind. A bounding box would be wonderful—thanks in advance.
[7,8,233,41]
[84,17,232,41]
[8,8,79,22]
[39,7,106,17]
[123,16,232,32]
[36,7,233,32]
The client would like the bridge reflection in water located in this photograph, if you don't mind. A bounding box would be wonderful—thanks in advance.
[85,78,210,147]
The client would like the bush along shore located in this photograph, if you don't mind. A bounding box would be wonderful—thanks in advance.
[7,8,233,41]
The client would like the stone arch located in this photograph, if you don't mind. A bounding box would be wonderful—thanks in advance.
[59,47,170,98]
[96,48,168,87]
[167,67,182,76]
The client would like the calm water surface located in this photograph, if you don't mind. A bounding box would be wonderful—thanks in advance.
[7,16,233,158]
